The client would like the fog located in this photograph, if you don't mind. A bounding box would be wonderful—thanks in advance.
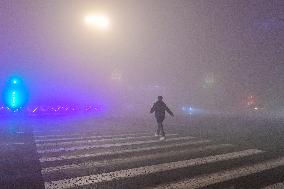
[0,0,283,115]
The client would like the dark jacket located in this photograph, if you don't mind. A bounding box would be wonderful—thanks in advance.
[150,100,174,119]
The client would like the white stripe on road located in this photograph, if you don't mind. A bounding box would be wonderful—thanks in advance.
[33,130,63,135]
[151,157,284,189]
[262,182,284,189]
[44,149,263,189]
[35,132,152,142]
[42,143,233,175]
[40,139,210,163]
[0,142,25,146]
[36,134,178,148]
[37,136,195,154]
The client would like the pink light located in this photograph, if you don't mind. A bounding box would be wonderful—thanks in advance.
[32,107,38,113]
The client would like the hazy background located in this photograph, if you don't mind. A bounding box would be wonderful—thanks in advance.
[0,0,283,114]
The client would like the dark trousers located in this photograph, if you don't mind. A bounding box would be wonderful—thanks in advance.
[156,116,165,137]
[156,122,165,137]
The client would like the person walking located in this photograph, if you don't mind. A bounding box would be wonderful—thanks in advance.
[150,96,174,140]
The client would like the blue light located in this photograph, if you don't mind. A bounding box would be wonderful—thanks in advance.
[2,77,29,110]
[182,106,194,115]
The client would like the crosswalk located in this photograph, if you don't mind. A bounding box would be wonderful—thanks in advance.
[34,131,284,189]
[263,183,284,189]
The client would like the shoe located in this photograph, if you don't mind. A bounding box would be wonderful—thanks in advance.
[155,133,159,137]
[159,136,165,141]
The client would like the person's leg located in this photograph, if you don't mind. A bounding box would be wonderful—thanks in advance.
[156,116,162,136]
[156,122,161,136]
[159,116,165,137]
[160,122,165,137]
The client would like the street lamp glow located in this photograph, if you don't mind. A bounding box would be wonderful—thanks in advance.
[84,14,110,30]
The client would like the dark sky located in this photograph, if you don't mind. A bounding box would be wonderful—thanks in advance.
[0,0,283,111]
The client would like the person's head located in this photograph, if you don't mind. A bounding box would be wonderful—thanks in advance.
[158,96,163,101]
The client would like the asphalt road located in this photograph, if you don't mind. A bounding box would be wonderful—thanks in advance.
[0,114,283,189]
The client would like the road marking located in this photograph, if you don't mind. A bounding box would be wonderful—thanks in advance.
[35,132,153,142]
[36,134,178,148]
[40,139,210,163]
[37,136,195,154]
[33,130,62,134]
[42,143,233,174]
[151,157,284,189]
[44,149,263,189]
[262,182,284,189]
[13,142,25,145]
[0,142,25,146]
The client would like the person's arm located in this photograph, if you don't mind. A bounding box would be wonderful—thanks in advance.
[166,106,174,116]
[150,103,156,113]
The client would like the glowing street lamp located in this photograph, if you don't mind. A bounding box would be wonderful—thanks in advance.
[84,14,110,30]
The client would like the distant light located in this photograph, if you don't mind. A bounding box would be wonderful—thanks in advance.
[84,14,110,30]
[254,107,258,110]
[182,106,194,115]
[32,107,38,113]
[203,73,215,89]
[111,69,122,81]
[11,90,16,107]
[3,77,28,110]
